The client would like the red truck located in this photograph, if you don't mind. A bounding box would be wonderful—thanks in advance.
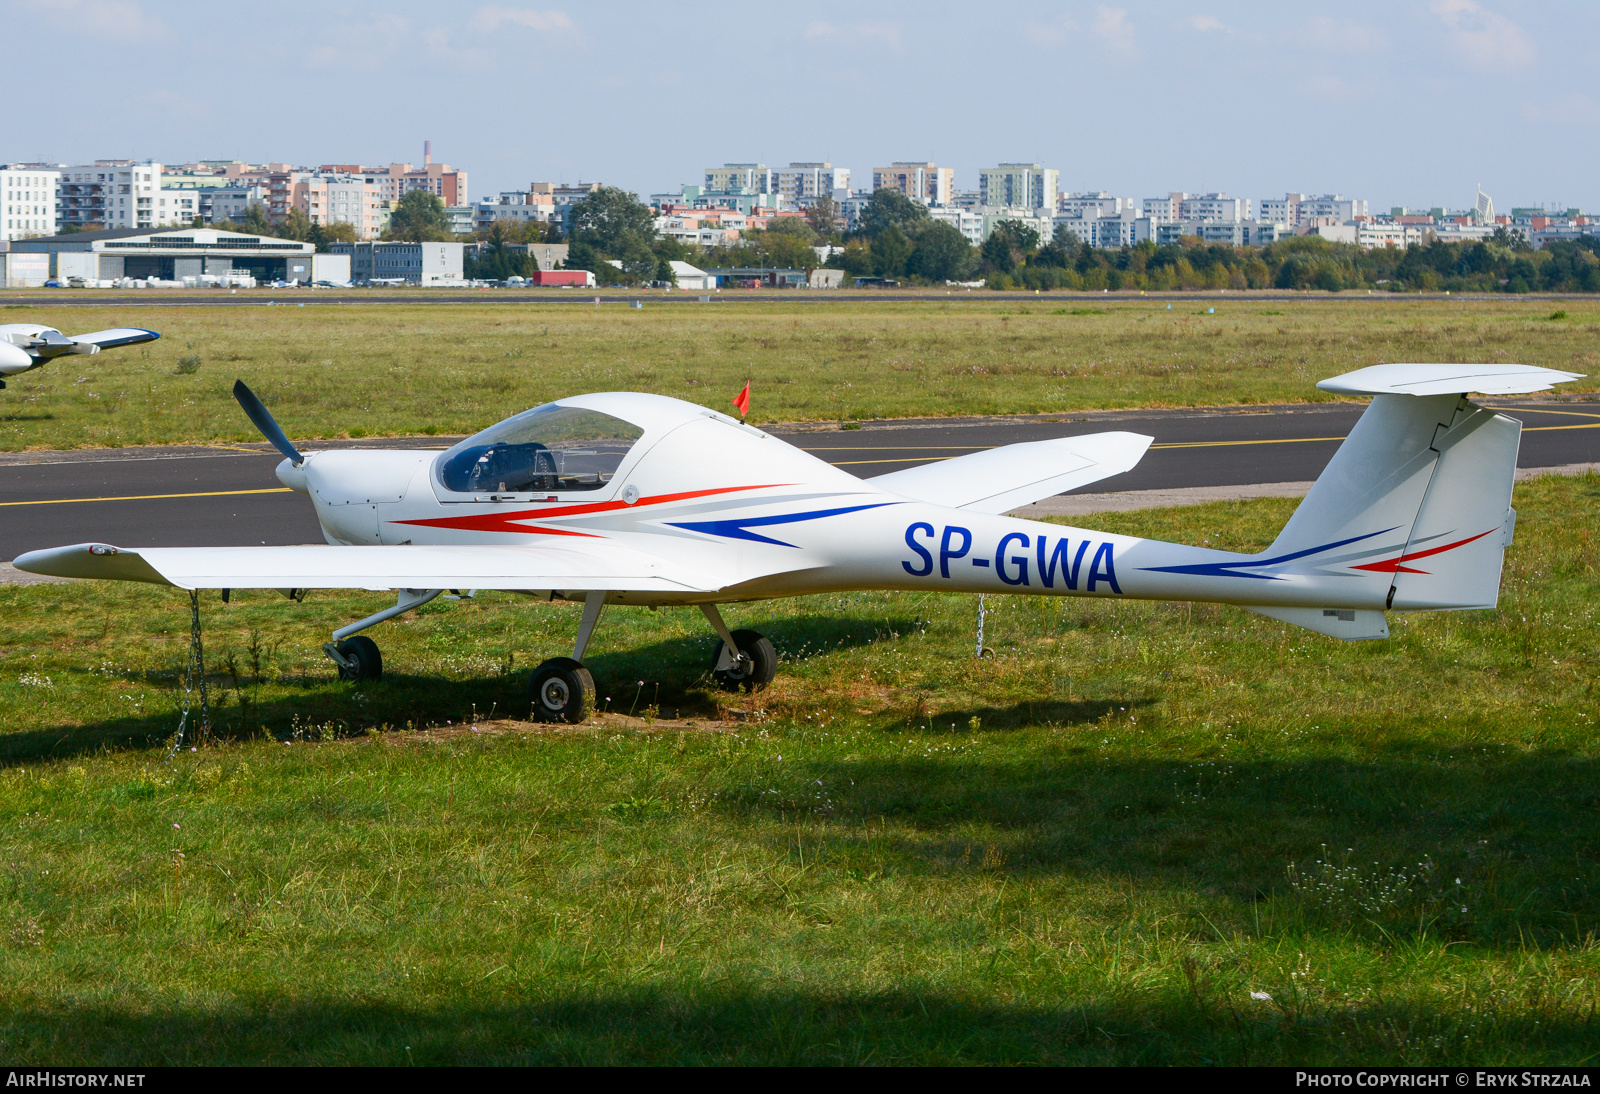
[530,270,596,287]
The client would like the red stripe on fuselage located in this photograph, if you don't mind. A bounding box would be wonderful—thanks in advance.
[390,483,793,536]
[1349,529,1496,574]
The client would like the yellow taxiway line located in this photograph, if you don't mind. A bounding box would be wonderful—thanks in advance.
[0,487,292,507]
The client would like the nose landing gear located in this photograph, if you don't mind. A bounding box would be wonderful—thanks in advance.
[332,635,382,682]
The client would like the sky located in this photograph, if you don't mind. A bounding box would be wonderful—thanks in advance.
[4,0,1597,213]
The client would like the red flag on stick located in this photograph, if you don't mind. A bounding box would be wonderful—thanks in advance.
[732,381,750,419]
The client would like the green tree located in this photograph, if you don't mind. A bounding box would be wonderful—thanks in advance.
[805,194,841,239]
[869,225,913,278]
[567,186,655,254]
[1490,225,1533,254]
[221,203,273,237]
[280,208,314,241]
[856,188,930,238]
[308,221,358,253]
[908,221,974,281]
[383,190,454,242]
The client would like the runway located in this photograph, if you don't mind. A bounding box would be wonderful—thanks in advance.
[2,400,1597,562]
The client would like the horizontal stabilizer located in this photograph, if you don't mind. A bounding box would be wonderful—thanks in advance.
[1246,605,1389,641]
[12,541,717,594]
[868,431,1152,515]
[1317,362,1583,397]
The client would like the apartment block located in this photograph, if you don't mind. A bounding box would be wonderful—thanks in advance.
[319,145,469,208]
[872,163,954,206]
[1142,193,1186,223]
[704,164,772,194]
[1057,192,1133,219]
[209,183,270,225]
[927,205,984,245]
[297,174,386,239]
[773,162,849,204]
[1258,193,1307,226]
[3,165,61,241]
[978,164,1058,213]
[1178,193,1251,222]
[58,161,162,231]
[1298,194,1367,223]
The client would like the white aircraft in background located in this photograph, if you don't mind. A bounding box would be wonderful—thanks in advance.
[15,362,1581,723]
[0,323,161,388]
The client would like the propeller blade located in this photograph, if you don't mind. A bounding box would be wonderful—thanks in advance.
[232,379,304,465]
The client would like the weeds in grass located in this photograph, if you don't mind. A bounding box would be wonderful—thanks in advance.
[0,298,1596,449]
[0,477,1596,1062]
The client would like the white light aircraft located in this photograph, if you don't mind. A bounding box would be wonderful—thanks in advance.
[14,363,1580,722]
[0,323,161,388]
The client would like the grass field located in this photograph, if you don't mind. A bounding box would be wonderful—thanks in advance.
[0,473,1596,1064]
[2,296,1598,450]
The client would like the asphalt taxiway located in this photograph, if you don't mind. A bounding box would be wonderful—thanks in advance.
[2,400,1597,563]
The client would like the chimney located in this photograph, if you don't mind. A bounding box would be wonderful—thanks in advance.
[424,140,432,166]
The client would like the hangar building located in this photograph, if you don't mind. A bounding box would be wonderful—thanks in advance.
[8,227,344,284]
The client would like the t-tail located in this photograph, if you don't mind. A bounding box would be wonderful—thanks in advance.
[1242,363,1582,640]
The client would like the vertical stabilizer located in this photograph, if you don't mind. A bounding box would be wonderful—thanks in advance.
[1257,361,1574,613]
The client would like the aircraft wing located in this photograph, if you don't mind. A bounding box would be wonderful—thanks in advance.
[68,328,162,351]
[867,431,1153,515]
[11,540,717,593]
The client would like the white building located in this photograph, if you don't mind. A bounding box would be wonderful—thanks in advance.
[928,205,985,245]
[1258,193,1307,226]
[1054,212,1154,249]
[301,174,387,239]
[332,240,465,285]
[1356,222,1426,249]
[773,163,849,205]
[475,191,555,232]
[57,161,163,231]
[3,165,61,241]
[1178,193,1251,223]
[1257,193,1368,228]
[980,208,1054,244]
[1056,192,1133,219]
[978,164,1058,213]
[1299,194,1367,223]
[209,183,269,225]
[156,187,199,227]
[668,260,714,290]
[1142,193,1187,223]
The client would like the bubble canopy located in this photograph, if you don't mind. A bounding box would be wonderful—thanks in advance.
[434,403,645,496]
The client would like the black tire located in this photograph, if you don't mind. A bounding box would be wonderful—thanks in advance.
[528,657,596,724]
[336,636,382,682]
[712,629,777,692]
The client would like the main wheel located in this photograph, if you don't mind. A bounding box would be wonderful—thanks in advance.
[712,629,777,692]
[336,635,382,682]
[528,657,596,724]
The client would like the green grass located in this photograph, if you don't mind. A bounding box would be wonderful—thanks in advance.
[4,297,1599,450]
[1,474,1597,1064]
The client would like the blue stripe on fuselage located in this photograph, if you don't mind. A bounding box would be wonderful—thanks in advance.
[668,502,896,547]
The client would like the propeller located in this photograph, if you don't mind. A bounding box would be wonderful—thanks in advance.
[232,379,305,466]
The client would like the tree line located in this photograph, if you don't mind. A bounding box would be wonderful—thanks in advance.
[217,185,1600,293]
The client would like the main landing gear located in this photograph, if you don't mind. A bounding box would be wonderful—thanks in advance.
[524,597,777,724]
[321,589,776,722]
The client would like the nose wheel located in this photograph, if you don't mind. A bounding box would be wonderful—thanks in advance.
[528,657,596,723]
[331,635,383,681]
